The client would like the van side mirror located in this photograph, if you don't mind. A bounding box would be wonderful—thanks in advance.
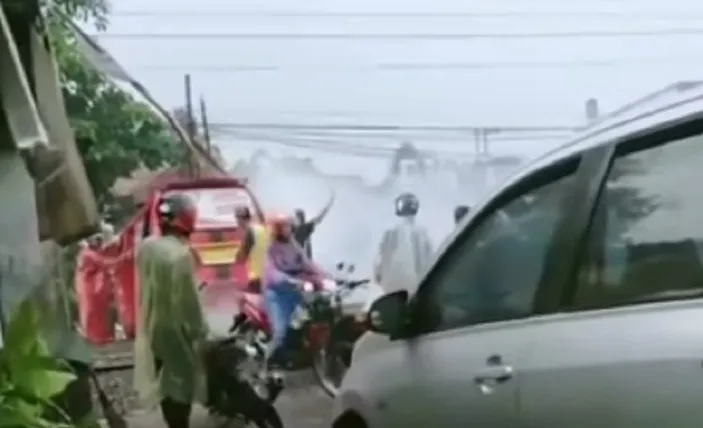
[367,290,409,338]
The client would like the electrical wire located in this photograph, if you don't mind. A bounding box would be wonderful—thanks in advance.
[267,127,575,141]
[216,128,572,159]
[219,130,392,158]
[109,10,703,19]
[129,57,703,72]
[92,29,703,40]
[297,133,573,143]
[207,123,580,132]
[216,125,576,140]
[51,6,228,175]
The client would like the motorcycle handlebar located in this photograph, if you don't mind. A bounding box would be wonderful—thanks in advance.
[335,278,371,290]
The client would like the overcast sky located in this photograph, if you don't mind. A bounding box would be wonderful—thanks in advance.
[95,0,703,176]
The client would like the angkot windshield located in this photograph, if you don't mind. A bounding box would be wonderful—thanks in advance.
[164,187,256,229]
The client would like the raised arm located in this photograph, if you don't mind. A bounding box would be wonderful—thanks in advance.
[310,189,336,225]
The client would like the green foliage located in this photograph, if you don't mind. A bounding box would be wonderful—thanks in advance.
[47,0,186,218]
[42,0,110,30]
[0,299,78,428]
[58,44,186,210]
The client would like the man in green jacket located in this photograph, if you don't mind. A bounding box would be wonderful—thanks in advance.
[133,193,208,428]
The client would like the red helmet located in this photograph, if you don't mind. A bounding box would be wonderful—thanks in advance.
[158,193,197,235]
[268,213,292,237]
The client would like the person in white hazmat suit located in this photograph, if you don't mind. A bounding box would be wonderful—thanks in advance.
[372,192,434,295]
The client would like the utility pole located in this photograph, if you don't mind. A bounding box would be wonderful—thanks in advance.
[470,128,485,190]
[184,74,198,177]
[472,128,482,158]
[585,98,600,126]
[200,96,211,155]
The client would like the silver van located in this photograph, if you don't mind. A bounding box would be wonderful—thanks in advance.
[331,85,703,428]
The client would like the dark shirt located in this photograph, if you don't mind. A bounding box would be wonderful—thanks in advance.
[236,226,255,262]
[292,222,315,259]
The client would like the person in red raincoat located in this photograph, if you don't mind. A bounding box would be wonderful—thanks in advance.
[75,233,113,345]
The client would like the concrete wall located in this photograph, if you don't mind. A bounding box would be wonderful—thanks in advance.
[0,145,42,322]
[0,1,97,330]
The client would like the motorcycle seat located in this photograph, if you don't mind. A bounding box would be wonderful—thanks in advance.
[240,292,264,309]
[238,292,271,332]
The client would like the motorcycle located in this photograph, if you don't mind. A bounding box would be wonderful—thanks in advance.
[203,327,285,428]
[309,263,372,397]
[229,262,371,400]
[197,283,284,427]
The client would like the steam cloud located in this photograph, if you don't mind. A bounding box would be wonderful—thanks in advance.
[245,157,493,275]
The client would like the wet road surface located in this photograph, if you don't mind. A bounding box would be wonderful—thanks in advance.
[124,386,332,428]
[96,341,334,428]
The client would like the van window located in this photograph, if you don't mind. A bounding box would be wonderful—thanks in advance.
[413,163,578,333]
[164,187,255,229]
[573,132,703,308]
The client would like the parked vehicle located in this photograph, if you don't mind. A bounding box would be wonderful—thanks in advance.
[103,176,266,340]
[310,263,373,397]
[204,324,284,428]
[230,262,372,400]
[332,86,703,428]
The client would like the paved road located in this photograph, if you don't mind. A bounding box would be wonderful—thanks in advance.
[124,386,333,428]
[96,341,334,428]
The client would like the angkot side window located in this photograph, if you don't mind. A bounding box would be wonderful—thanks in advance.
[413,160,579,333]
[573,130,703,308]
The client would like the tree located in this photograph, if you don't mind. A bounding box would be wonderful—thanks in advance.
[49,0,186,220]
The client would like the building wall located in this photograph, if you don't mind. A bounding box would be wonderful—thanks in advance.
[0,1,96,331]
[0,145,42,321]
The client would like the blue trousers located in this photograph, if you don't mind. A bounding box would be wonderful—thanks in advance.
[264,282,302,363]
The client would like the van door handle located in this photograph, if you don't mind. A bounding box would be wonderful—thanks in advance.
[473,365,514,384]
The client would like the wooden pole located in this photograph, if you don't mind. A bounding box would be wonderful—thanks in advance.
[184,74,197,177]
[200,96,211,154]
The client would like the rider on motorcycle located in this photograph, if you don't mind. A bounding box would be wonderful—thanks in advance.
[373,192,434,294]
[263,214,327,368]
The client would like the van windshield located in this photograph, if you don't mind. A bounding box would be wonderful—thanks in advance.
[164,187,256,229]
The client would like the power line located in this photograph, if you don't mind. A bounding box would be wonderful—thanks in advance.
[222,130,573,143]
[213,124,576,146]
[220,131,450,158]
[271,127,575,140]
[110,10,703,19]
[208,123,580,132]
[217,129,567,159]
[130,58,703,72]
[219,130,396,157]
[218,126,574,140]
[92,29,703,40]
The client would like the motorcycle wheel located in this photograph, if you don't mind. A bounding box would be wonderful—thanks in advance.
[312,344,350,398]
[250,403,284,428]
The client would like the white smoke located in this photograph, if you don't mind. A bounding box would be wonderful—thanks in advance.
[243,155,498,276]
